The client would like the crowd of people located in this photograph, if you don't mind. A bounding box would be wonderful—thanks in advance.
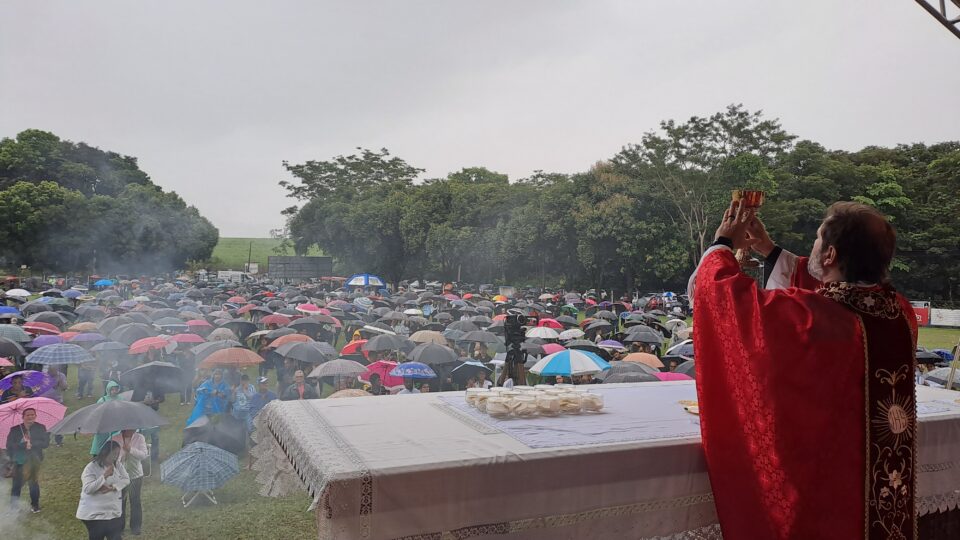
[0,277,695,538]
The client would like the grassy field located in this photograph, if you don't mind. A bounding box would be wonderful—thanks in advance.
[917,326,960,351]
[210,238,323,271]
[6,367,316,540]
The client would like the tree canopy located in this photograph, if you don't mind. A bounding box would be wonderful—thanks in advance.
[282,105,960,305]
[0,129,219,274]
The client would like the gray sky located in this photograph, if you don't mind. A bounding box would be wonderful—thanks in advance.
[2,1,958,237]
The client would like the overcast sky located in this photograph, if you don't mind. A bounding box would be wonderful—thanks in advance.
[2,1,958,236]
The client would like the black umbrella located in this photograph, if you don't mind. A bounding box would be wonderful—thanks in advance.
[0,337,27,358]
[597,361,659,381]
[362,334,414,352]
[407,343,458,366]
[120,361,184,394]
[109,323,158,346]
[287,318,322,331]
[183,414,246,456]
[50,399,169,435]
[586,319,612,332]
[450,360,493,385]
[266,327,297,340]
[274,341,337,363]
[916,350,943,365]
[621,326,663,345]
[220,319,257,340]
[433,312,453,322]
[603,373,658,383]
[27,312,68,328]
[675,360,696,378]
[555,315,579,327]
[459,330,499,344]
[447,320,480,332]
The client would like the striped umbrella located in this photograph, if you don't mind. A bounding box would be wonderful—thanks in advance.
[308,359,368,379]
[161,442,239,492]
[0,326,31,343]
[25,343,95,365]
[529,349,611,376]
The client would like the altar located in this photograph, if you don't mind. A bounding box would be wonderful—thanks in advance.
[252,381,960,539]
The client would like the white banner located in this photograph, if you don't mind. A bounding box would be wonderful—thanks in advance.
[930,308,960,328]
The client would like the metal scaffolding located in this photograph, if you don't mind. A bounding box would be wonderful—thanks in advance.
[914,0,960,39]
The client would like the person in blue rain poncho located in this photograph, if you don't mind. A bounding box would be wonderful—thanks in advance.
[186,369,228,426]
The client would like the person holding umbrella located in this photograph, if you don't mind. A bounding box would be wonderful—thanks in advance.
[109,429,147,536]
[1,374,33,403]
[397,378,420,394]
[6,407,49,512]
[77,440,129,540]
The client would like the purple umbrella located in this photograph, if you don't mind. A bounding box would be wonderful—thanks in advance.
[70,333,106,344]
[29,335,65,348]
[0,370,55,395]
[598,339,626,350]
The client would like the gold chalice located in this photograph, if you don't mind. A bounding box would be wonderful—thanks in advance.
[731,190,765,268]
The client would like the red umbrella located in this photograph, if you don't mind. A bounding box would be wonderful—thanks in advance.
[0,357,13,367]
[492,314,507,322]
[260,314,291,326]
[227,296,246,303]
[542,343,566,355]
[295,303,321,314]
[23,322,60,336]
[170,333,206,344]
[538,318,564,329]
[129,336,169,355]
[186,319,212,328]
[236,304,256,315]
[340,339,368,356]
[0,397,67,447]
[359,360,403,387]
[59,331,81,341]
[198,347,264,369]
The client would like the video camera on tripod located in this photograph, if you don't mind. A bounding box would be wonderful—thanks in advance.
[500,309,528,386]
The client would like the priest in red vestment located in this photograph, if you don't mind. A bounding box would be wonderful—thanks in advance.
[691,200,917,540]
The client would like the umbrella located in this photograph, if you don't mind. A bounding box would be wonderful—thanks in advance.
[407,343,458,366]
[23,322,61,336]
[274,341,336,363]
[340,340,369,357]
[260,314,291,326]
[27,312,68,327]
[665,340,693,358]
[675,360,696,378]
[0,326,31,343]
[4,289,31,299]
[529,349,612,376]
[346,274,386,288]
[450,360,493,385]
[120,361,184,394]
[0,397,67,447]
[109,324,157,345]
[308,359,367,379]
[90,341,129,353]
[916,350,944,365]
[409,330,448,345]
[596,361,659,380]
[267,333,314,349]
[128,336,171,355]
[447,320,480,333]
[622,352,665,369]
[161,442,239,506]
[50,399,169,435]
[170,333,206,344]
[654,372,693,381]
[25,343,94,365]
[360,361,403,387]
[0,357,11,367]
[362,334,413,352]
[585,319,612,332]
[603,373,659,383]
[932,349,955,362]
[207,328,240,342]
[459,330,499,344]
[525,327,559,339]
[198,347,263,369]
[598,339,626,351]
[389,362,436,379]
[69,332,106,345]
[28,335,64,348]
[623,326,665,346]
[0,370,55,394]
[94,279,115,287]
[541,343,566,355]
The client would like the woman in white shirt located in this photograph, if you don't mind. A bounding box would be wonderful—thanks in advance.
[77,440,130,540]
[110,429,148,535]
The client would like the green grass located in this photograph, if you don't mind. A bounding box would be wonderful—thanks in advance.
[210,238,323,271]
[918,326,960,351]
[8,368,316,540]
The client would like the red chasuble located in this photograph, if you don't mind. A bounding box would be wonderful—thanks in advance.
[693,247,917,540]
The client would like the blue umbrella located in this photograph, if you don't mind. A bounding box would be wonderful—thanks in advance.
[94,279,115,287]
[0,306,21,315]
[346,274,386,288]
[933,349,955,362]
[529,349,611,376]
[160,442,239,505]
[26,343,95,365]
[62,290,83,300]
[389,361,437,379]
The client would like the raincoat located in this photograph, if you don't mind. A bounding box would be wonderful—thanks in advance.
[89,381,122,455]
[186,377,228,426]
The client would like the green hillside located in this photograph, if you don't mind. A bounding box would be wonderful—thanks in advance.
[211,238,323,270]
